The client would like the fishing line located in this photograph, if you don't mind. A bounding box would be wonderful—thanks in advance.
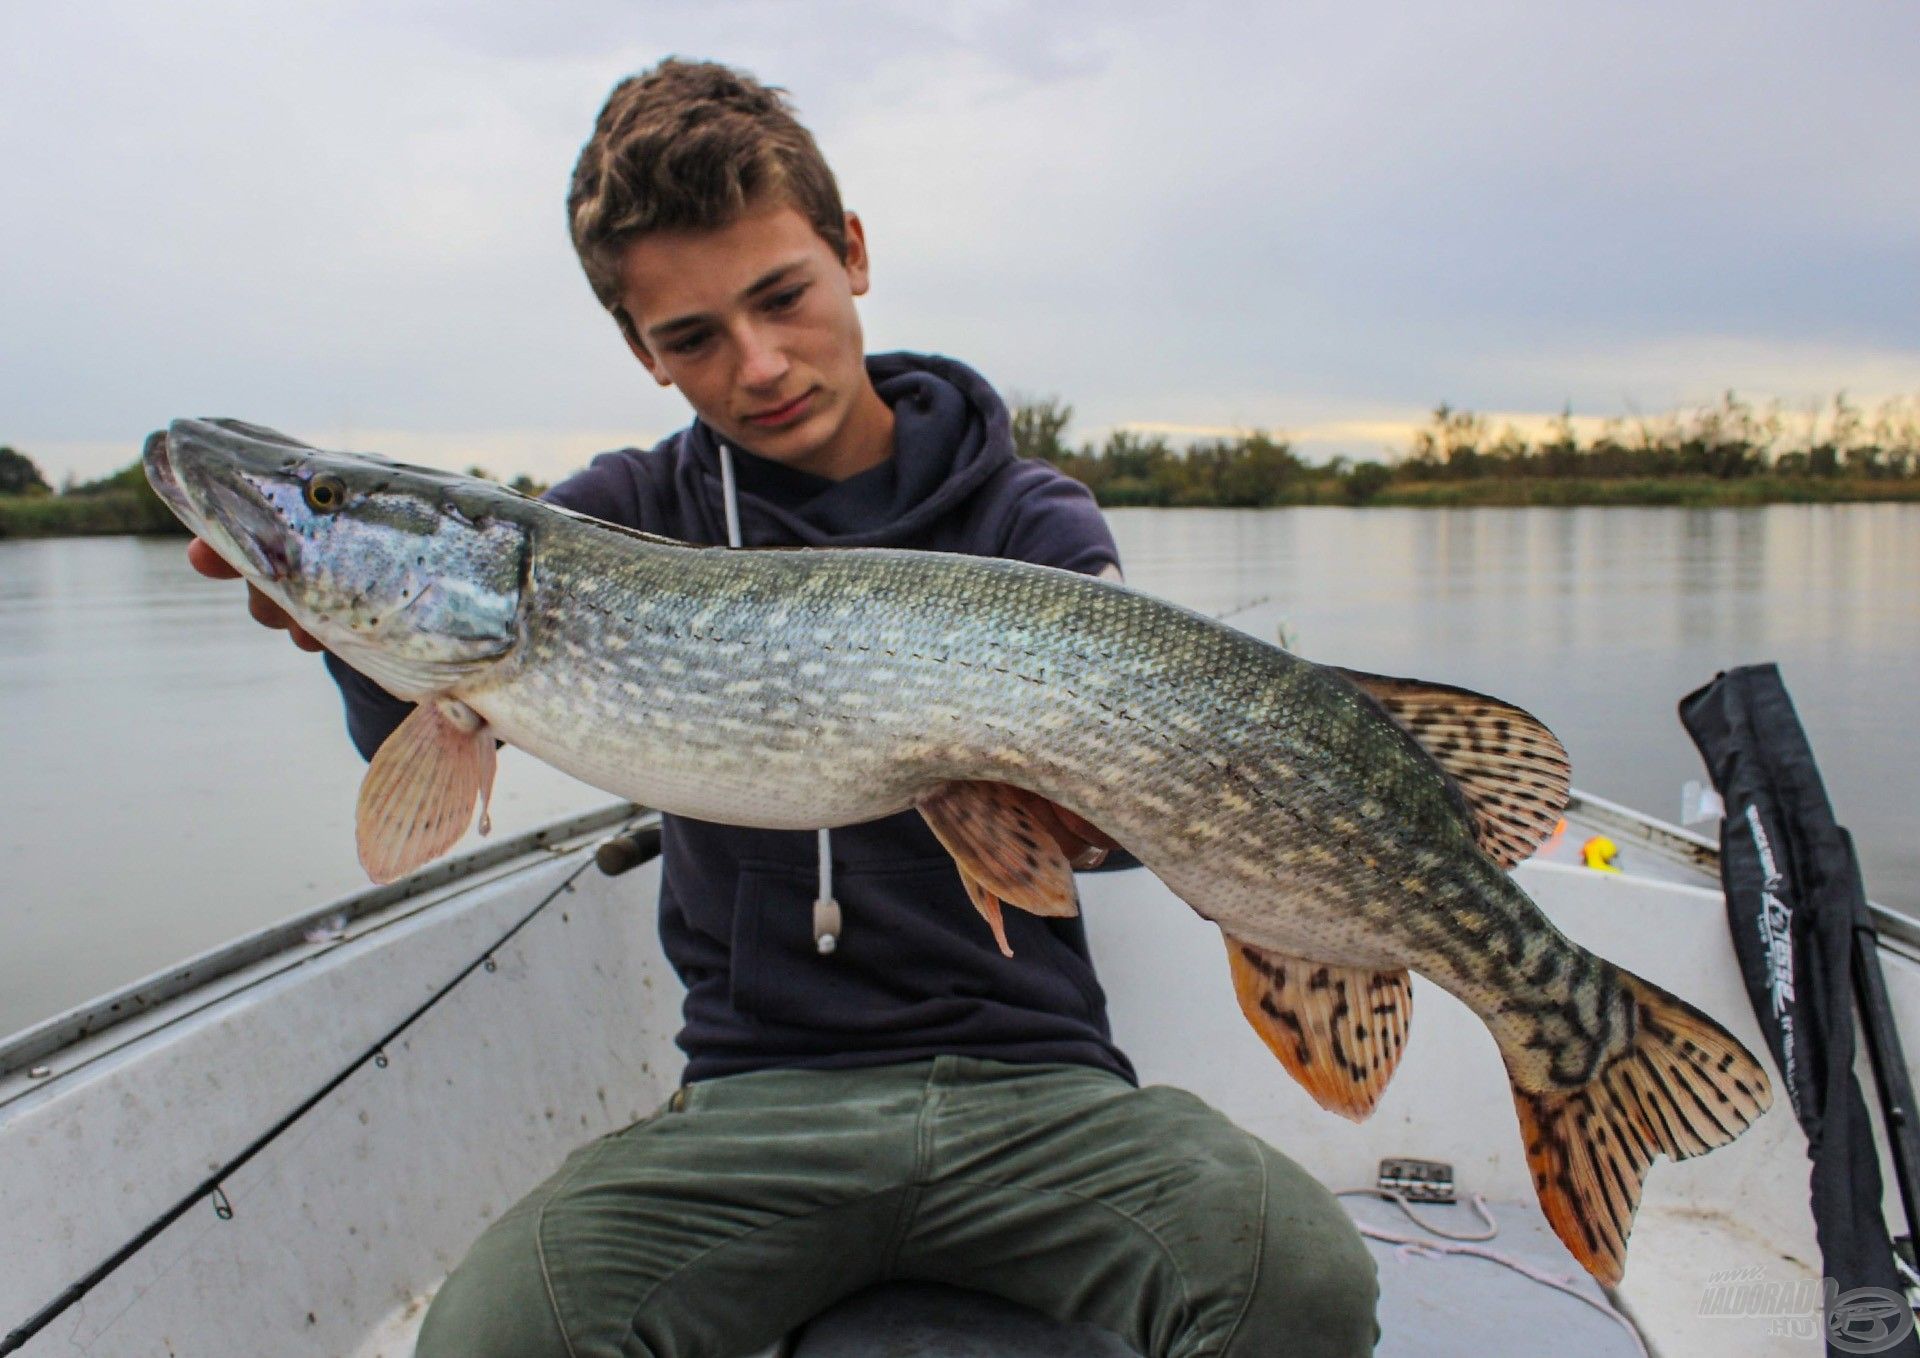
[1209,592,1273,622]
[67,1090,351,1354]
[1,831,641,1356]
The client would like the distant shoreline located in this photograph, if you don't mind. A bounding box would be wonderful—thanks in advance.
[0,489,188,540]
[1094,476,1920,510]
[8,387,1916,533]
[4,476,1918,541]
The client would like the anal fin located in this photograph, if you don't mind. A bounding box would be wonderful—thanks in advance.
[1225,936,1412,1122]
[356,698,497,884]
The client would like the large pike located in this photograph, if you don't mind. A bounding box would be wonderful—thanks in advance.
[146,418,1771,1284]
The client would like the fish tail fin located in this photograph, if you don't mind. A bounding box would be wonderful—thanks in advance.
[1509,971,1772,1284]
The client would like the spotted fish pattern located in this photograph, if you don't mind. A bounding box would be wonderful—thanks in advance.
[146,417,1773,1284]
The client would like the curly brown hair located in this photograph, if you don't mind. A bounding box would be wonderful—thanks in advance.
[567,58,849,342]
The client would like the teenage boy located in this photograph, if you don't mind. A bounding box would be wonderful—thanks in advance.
[190,58,1377,1358]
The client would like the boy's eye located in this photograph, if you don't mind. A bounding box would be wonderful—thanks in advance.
[666,331,712,356]
[766,285,806,313]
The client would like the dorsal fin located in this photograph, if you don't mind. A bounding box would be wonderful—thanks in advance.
[1334,668,1571,869]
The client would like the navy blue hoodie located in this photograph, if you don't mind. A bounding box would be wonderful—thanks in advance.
[329,352,1136,1084]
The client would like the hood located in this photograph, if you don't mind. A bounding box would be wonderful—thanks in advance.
[676,352,1015,548]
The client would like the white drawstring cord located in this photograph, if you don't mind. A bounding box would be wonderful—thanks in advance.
[717,441,744,550]
[719,443,839,955]
[814,830,840,955]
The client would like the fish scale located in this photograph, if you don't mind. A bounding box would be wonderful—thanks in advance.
[474,525,1578,1020]
[145,416,1773,1286]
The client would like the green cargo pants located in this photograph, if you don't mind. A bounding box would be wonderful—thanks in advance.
[417,1057,1378,1357]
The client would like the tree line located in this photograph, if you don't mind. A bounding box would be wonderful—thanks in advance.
[1015,391,1920,507]
[0,453,187,537]
[5,389,1918,537]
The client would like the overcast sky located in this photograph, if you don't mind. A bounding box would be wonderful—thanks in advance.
[3,1,1915,484]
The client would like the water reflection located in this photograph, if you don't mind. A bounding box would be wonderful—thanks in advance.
[1109,503,1918,927]
[3,506,1917,1038]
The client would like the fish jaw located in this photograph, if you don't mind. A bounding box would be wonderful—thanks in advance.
[145,424,300,585]
[146,418,532,700]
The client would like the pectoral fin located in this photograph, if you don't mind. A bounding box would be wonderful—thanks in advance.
[1225,936,1412,1122]
[356,698,497,884]
[917,780,1103,955]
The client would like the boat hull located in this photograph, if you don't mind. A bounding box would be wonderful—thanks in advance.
[3,793,1910,1356]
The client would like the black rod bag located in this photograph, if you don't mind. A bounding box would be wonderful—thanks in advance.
[1682,663,1918,1355]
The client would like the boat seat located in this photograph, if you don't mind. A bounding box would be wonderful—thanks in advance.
[758,1197,1644,1357]
[784,1282,1141,1355]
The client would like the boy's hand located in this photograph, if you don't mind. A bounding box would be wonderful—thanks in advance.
[187,537,325,652]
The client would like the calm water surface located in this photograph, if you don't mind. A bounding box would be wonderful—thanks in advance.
[3,505,1916,1038]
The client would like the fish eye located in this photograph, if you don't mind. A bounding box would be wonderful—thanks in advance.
[305,474,347,512]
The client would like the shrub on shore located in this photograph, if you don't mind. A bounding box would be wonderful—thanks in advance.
[0,455,186,539]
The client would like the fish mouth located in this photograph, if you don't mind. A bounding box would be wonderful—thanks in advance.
[141,430,193,520]
[203,478,295,581]
[156,419,301,583]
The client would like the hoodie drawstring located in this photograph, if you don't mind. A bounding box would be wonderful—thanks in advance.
[719,443,841,956]
[716,439,744,553]
[813,832,841,955]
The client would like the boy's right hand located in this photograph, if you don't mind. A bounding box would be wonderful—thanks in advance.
[187,537,325,652]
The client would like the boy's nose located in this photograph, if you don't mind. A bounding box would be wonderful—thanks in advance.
[737,328,791,389]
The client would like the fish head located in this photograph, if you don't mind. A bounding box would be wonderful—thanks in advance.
[146,418,531,699]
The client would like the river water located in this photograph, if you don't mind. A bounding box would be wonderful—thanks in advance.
[2,504,1915,1040]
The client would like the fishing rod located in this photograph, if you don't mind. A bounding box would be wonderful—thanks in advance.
[2,821,660,1355]
[1844,828,1920,1267]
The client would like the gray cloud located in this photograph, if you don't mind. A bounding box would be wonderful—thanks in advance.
[2,0,1914,482]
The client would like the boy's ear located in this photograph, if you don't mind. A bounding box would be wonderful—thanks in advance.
[619,311,675,388]
[842,211,871,297]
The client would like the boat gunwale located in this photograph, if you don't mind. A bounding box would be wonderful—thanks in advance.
[0,801,646,1084]
[1564,788,1920,960]
[7,788,1912,1083]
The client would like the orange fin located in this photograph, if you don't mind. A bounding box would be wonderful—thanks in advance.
[1225,936,1411,1122]
[1334,668,1570,868]
[917,781,1088,954]
[356,698,497,884]
[1048,803,1124,869]
[1509,971,1772,1284]
[959,874,1015,958]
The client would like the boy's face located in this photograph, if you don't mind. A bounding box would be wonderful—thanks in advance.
[616,198,889,481]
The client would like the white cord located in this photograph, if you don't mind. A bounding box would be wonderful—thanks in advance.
[814,829,840,954]
[1337,1188,1648,1358]
[1336,1188,1499,1241]
[717,442,744,551]
[720,442,839,954]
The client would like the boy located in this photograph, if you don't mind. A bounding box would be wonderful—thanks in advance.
[192,58,1377,1358]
